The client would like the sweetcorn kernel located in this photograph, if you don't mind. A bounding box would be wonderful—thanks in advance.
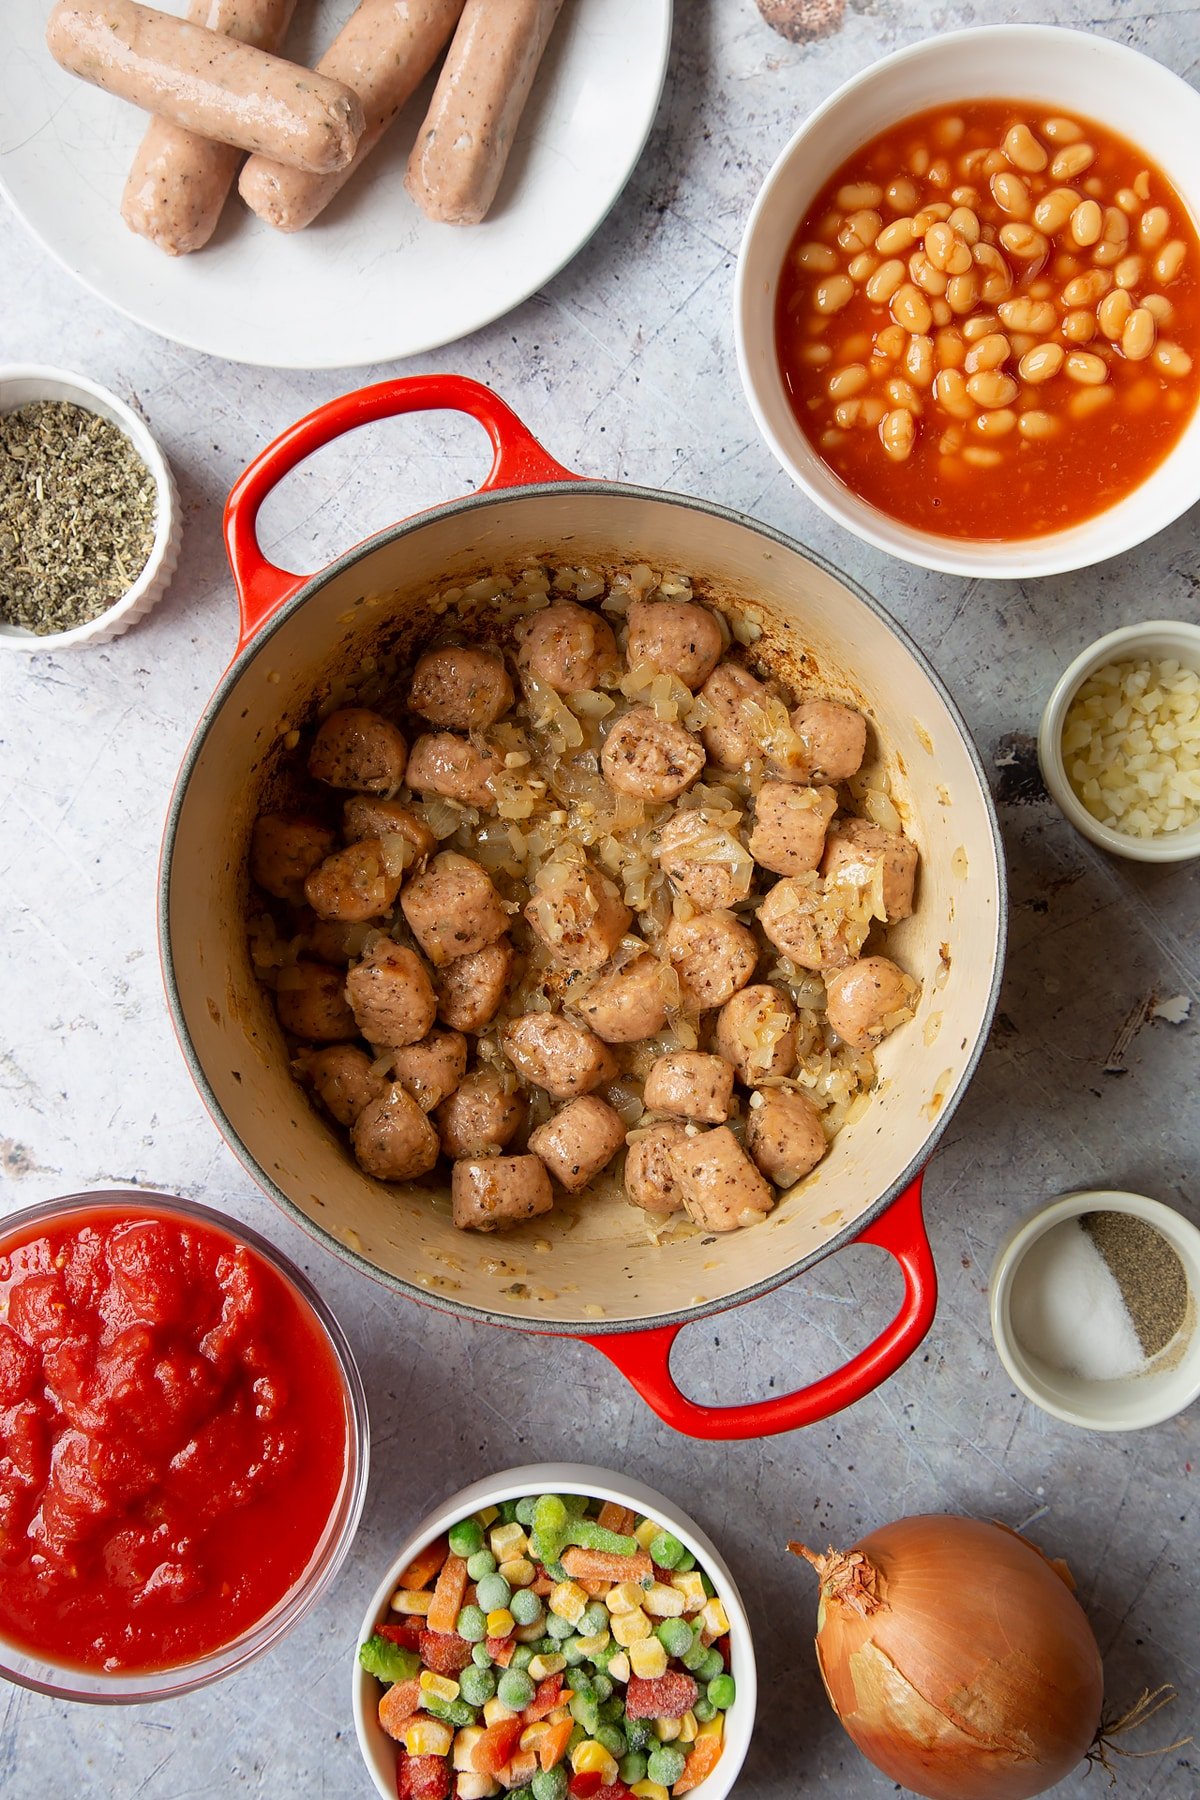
[630,1785,670,1800]
[697,1713,725,1741]
[576,1631,611,1657]
[483,1698,519,1726]
[457,1777,500,1800]
[607,1651,631,1684]
[610,1609,652,1646]
[678,1710,699,1744]
[653,1717,682,1743]
[549,1580,588,1625]
[486,1608,515,1638]
[528,1653,566,1682]
[453,1726,485,1770]
[391,1588,434,1615]
[477,1505,500,1527]
[700,1597,730,1641]
[634,1518,662,1551]
[490,1522,529,1562]
[643,1582,686,1618]
[628,1637,668,1679]
[519,1723,550,1752]
[670,1572,706,1612]
[403,1717,454,1758]
[499,1556,536,1589]
[419,1670,460,1703]
[605,1581,645,1616]
[572,1740,619,1781]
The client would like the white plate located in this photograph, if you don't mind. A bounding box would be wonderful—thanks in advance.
[0,0,672,369]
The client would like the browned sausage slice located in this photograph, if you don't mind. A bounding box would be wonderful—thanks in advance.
[789,700,868,782]
[654,811,755,913]
[624,1123,689,1215]
[451,1155,554,1232]
[436,1070,525,1158]
[746,1088,827,1187]
[643,1052,734,1124]
[571,954,670,1045]
[667,1128,775,1233]
[664,914,758,1012]
[343,797,436,866]
[401,853,509,968]
[502,1015,617,1098]
[625,599,723,692]
[517,604,619,695]
[757,875,869,972]
[714,985,798,1083]
[352,1083,440,1181]
[388,1030,468,1112]
[748,782,838,876]
[308,708,408,793]
[698,663,768,771]
[524,856,631,973]
[250,814,336,905]
[345,940,437,1047]
[436,938,516,1033]
[275,962,357,1041]
[408,645,514,730]
[821,817,918,922]
[304,838,407,923]
[600,708,705,803]
[405,732,503,806]
[295,1043,386,1127]
[825,956,920,1050]
[529,1096,626,1193]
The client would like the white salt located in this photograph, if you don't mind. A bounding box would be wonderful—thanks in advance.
[1010,1218,1145,1382]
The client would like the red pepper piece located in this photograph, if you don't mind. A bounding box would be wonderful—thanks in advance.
[624,1671,699,1720]
[523,1672,564,1721]
[378,1621,423,1651]
[569,1776,604,1799]
[396,1752,451,1800]
[486,1634,515,1666]
[471,1716,524,1776]
[418,1628,473,1676]
[716,1632,732,1669]
[593,1786,632,1800]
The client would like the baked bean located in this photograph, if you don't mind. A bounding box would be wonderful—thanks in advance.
[886,176,921,212]
[799,343,832,367]
[880,408,916,461]
[876,216,918,254]
[1139,205,1170,249]
[1042,116,1084,144]
[1097,287,1133,339]
[963,331,1010,373]
[818,428,845,451]
[1065,350,1109,385]
[1134,170,1152,202]
[913,202,952,230]
[1154,239,1186,283]
[1062,310,1097,345]
[1153,340,1193,377]
[1069,385,1115,420]
[1115,187,1141,214]
[1009,331,1038,357]
[865,258,907,303]
[1142,292,1175,325]
[1121,306,1157,361]
[935,115,965,149]
[837,181,884,209]
[1004,122,1047,173]
[1114,254,1144,290]
[875,322,908,358]
[1051,251,1081,281]
[1032,187,1079,234]
[961,311,1000,342]
[1018,409,1059,439]
[905,334,936,385]
[1000,222,1049,261]
[928,158,952,188]
[938,426,963,454]
[950,185,980,207]
[848,252,879,283]
[860,395,886,426]
[924,221,957,268]
[981,149,1007,178]
[828,363,868,399]
[962,445,1002,468]
[891,282,933,333]
[839,208,883,253]
[1062,269,1111,307]
[1092,205,1130,266]
[885,376,921,412]
[797,240,838,273]
[997,296,1056,333]
[934,327,967,368]
[965,369,1018,408]
[815,274,855,314]
[930,298,953,327]
[990,170,1031,217]
[833,399,862,428]
[946,269,981,313]
[910,252,948,296]
[933,367,973,417]
[974,406,1017,438]
[1051,142,1095,180]
[1018,341,1065,383]
[947,205,981,244]
[972,242,1012,303]
[1069,199,1103,247]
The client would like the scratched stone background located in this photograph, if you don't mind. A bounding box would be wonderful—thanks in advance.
[1,0,1198,1796]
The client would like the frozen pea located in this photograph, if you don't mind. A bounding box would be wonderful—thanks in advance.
[699,1647,725,1683]
[510,1588,543,1627]
[533,1493,568,1542]
[675,1549,696,1573]
[701,1572,716,1598]
[531,1768,568,1800]
[448,1517,484,1558]
[497,1668,535,1711]
[647,1744,687,1787]
[471,1643,494,1669]
[475,1573,512,1612]
[546,1612,575,1641]
[569,1691,601,1737]
[562,1635,589,1667]
[511,1644,536,1671]
[619,1750,648,1784]
[579,1603,610,1638]
[598,1695,624,1725]
[655,1617,694,1658]
[591,1673,613,1703]
[499,1499,520,1524]
[596,1723,626,1759]
[456,1604,488,1643]
[458,1664,496,1707]
[536,1637,557,1656]
[467,1549,497,1581]
[567,1722,586,1752]
[509,1790,535,1800]
[648,1529,685,1569]
[708,1672,736,1709]
[563,1493,589,1516]
[682,1635,709,1672]
[516,1496,538,1525]
[692,1695,716,1723]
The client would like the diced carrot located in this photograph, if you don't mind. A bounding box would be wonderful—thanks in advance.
[598,1501,637,1535]
[398,1535,449,1591]
[471,1717,524,1776]
[486,1634,516,1667]
[532,1574,554,1596]
[561,1545,653,1585]
[425,1552,468,1635]
[578,1577,609,1598]
[539,1718,574,1771]
[673,1736,723,1793]
[377,1677,421,1740]
[502,1749,538,1786]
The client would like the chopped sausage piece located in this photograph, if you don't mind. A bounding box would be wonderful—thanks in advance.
[600,707,705,803]
[275,962,357,1041]
[524,856,631,973]
[529,1096,625,1193]
[518,603,619,694]
[250,815,336,905]
[451,1155,554,1232]
[502,1015,617,1098]
[654,810,755,913]
[748,782,838,876]
[667,1128,775,1233]
[624,1123,689,1215]
[302,915,373,965]
[351,1082,440,1181]
[825,955,920,1050]
[436,938,515,1033]
[789,699,868,782]
[571,954,670,1044]
[714,984,798,1084]
[436,1070,525,1159]
[664,913,758,1012]
[308,707,408,793]
[405,732,503,806]
[303,837,406,923]
[625,598,723,692]
[408,645,515,730]
[821,817,918,922]
[343,797,436,866]
[757,875,868,972]
[401,853,509,967]
[295,1043,386,1127]
[698,663,768,770]
[643,1052,734,1124]
[746,1088,827,1187]
[345,940,437,1047]
[388,1030,468,1112]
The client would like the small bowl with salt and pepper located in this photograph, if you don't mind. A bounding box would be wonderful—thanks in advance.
[990,1190,1200,1431]
[0,364,180,651]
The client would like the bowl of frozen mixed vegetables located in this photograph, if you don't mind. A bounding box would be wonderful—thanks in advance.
[353,1463,756,1800]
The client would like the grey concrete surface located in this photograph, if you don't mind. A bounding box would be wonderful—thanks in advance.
[1,1,1197,1796]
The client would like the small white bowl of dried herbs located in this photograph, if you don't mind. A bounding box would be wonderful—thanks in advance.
[0,365,180,650]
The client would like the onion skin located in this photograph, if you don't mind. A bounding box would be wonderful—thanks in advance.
[791,1515,1104,1800]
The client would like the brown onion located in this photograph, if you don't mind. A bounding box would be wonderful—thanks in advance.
[790,1515,1104,1800]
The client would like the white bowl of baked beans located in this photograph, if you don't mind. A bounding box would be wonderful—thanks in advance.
[1038,619,1200,863]
[735,25,1200,578]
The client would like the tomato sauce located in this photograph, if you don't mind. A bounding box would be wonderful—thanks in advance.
[0,1204,349,1675]
[775,101,1200,539]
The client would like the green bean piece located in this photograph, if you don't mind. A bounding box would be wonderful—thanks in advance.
[563,1518,638,1556]
[475,1573,512,1613]
[625,1716,652,1754]
[510,1588,543,1627]
[466,1549,498,1581]
[563,1493,589,1516]
[533,1493,569,1542]
[708,1672,736,1709]
[648,1529,685,1569]
[568,1690,601,1738]
[590,1672,613,1702]
[448,1517,484,1558]
[497,1668,536,1711]
[598,1694,624,1724]
[647,1744,688,1787]
[458,1664,496,1708]
[421,1692,476,1728]
[701,1572,716,1598]
[655,1617,694,1658]
[543,1559,569,1583]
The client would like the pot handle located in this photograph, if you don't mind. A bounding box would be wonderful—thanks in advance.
[584,1175,936,1440]
[223,374,579,652]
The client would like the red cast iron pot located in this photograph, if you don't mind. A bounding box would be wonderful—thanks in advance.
[160,375,1007,1440]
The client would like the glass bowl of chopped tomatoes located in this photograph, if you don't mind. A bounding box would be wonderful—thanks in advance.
[0,1190,369,1701]
[352,1463,756,1800]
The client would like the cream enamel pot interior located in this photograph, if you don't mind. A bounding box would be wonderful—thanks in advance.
[160,376,1007,1440]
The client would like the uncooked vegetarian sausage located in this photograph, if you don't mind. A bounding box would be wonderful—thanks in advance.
[308,708,408,794]
[436,1069,525,1158]
[408,644,514,730]
[600,707,706,803]
[746,1088,828,1187]
[352,1082,440,1181]
[821,817,918,921]
[524,856,631,973]
[122,0,297,255]
[517,604,618,695]
[571,954,670,1044]
[714,985,799,1083]
[664,913,759,1012]
[529,1095,625,1193]
[405,0,566,225]
[436,938,515,1033]
[303,837,406,923]
[344,940,437,1047]
[748,781,838,875]
[250,814,336,905]
[502,1014,617,1099]
[295,1043,385,1127]
[789,699,868,782]
[274,962,357,1041]
[388,1030,467,1112]
[239,0,464,232]
[825,955,919,1050]
[654,811,755,913]
[624,1123,689,1215]
[667,1128,775,1233]
[401,853,509,968]
[451,1155,554,1231]
[46,0,364,172]
[625,599,723,692]
[405,732,503,806]
[643,1052,734,1124]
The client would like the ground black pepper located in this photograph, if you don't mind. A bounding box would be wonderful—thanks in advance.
[0,400,157,635]
[1083,1211,1190,1359]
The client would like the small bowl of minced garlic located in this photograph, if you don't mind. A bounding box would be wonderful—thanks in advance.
[0,365,180,651]
[1039,620,1200,864]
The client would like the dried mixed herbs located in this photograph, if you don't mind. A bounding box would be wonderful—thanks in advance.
[0,400,157,636]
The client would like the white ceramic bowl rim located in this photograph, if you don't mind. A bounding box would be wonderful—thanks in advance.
[989,1189,1200,1431]
[734,24,1200,579]
[352,1462,758,1800]
[0,363,178,651]
[1036,618,1200,864]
